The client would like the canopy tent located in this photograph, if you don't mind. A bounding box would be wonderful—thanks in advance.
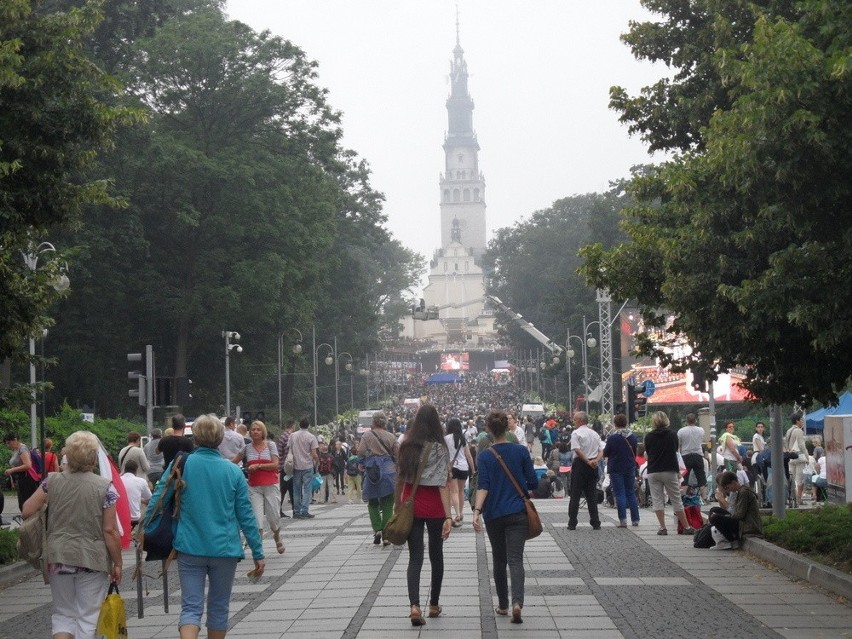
[806,391,852,432]
[425,372,463,384]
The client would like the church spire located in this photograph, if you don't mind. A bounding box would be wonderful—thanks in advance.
[447,11,473,138]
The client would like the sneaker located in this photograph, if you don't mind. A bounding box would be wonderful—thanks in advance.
[710,540,733,550]
[657,528,668,536]
[592,524,601,530]
[302,513,315,518]
[617,521,628,528]
[567,525,576,531]
[632,521,640,527]
[679,527,696,535]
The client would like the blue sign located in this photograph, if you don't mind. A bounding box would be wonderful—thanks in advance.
[641,380,656,398]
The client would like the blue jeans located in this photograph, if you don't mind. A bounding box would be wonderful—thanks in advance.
[609,470,640,524]
[292,468,314,515]
[177,553,239,631]
[484,511,528,609]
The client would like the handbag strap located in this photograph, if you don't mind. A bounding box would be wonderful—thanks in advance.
[370,430,395,458]
[487,446,529,502]
[404,443,432,503]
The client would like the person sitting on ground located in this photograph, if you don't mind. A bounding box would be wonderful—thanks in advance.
[708,470,763,549]
[532,456,548,481]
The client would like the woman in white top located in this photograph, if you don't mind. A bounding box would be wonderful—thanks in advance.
[444,417,475,527]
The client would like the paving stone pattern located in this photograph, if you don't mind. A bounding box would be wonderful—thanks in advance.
[1,500,850,638]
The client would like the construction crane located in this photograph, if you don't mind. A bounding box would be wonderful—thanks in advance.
[413,295,564,356]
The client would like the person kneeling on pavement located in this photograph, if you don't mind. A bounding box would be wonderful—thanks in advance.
[708,470,763,549]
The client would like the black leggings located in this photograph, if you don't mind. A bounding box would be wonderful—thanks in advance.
[406,517,445,607]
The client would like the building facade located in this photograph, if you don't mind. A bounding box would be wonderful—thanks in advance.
[400,32,500,353]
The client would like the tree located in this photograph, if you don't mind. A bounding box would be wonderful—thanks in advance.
[0,0,136,392]
[48,5,422,419]
[483,183,631,396]
[582,1,851,406]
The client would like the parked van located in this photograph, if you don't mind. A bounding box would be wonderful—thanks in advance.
[357,409,381,434]
[520,403,545,420]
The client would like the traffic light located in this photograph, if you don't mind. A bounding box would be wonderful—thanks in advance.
[691,368,706,392]
[627,383,637,423]
[156,377,173,407]
[626,383,648,424]
[127,353,147,406]
[176,377,192,406]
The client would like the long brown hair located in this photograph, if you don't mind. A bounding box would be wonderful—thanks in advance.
[397,404,447,483]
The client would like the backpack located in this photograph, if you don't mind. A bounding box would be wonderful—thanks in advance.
[318,453,334,475]
[27,449,43,482]
[693,524,716,549]
[136,450,191,566]
[346,455,362,476]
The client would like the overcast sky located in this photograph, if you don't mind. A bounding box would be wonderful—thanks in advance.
[225,0,665,280]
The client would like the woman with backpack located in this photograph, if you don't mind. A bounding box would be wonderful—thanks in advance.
[357,411,399,546]
[3,433,40,510]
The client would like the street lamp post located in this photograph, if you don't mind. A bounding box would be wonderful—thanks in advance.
[223,331,242,418]
[312,325,334,427]
[278,329,303,427]
[22,242,69,449]
[566,319,599,413]
[338,351,354,412]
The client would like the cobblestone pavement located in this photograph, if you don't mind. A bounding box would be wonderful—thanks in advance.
[1,499,850,639]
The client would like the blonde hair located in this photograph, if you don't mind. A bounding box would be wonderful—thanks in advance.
[651,411,670,430]
[250,420,268,439]
[192,414,224,448]
[64,431,100,472]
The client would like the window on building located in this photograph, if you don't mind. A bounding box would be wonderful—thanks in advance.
[452,189,460,202]
[474,188,480,201]
[463,188,470,202]
[443,189,450,202]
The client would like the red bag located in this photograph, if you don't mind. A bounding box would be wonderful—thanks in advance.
[678,504,704,532]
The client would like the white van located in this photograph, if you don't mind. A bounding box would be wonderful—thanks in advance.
[520,403,545,420]
[357,410,381,434]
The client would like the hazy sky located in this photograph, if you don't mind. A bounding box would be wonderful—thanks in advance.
[225,1,665,276]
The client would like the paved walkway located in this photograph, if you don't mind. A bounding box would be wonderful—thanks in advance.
[1,499,850,639]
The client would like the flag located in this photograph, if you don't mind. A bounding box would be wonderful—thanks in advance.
[97,441,132,549]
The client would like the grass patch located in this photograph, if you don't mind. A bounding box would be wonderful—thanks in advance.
[762,504,852,574]
[0,528,18,566]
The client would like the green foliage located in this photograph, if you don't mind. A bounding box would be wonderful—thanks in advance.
[763,504,852,573]
[484,179,631,362]
[0,528,18,566]
[42,3,420,421]
[0,0,140,372]
[584,1,852,406]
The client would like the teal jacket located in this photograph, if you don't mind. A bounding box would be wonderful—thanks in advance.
[157,446,263,560]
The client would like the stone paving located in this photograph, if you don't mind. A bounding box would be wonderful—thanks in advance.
[1,499,850,639]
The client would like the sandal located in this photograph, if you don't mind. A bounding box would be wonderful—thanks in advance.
[495,607,509,616]
[272,529,285,554]
[427,604,442,618]
[409,605,426,627]
[511,603,523,624]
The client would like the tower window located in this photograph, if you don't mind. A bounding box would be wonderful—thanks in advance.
[443,189,450,202]
[463,189,470,202]
[452,189,460,202]
[457,154,464,163]
[474,188,480,201]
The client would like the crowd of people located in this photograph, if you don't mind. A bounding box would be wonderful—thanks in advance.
[1,370,784,637]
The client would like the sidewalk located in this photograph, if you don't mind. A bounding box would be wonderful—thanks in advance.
[1,498,850,638]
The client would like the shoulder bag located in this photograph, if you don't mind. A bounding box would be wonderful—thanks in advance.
[17,499,49,584]
[365,431,395,484]
[383,444,432,545]
[487,446,543,540]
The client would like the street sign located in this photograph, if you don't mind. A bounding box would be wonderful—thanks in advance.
[641,380,656,398]
[627,375,637,386]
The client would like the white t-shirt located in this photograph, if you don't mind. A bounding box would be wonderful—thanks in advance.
[513,425,526,444]
[752,432,766,453]
[444,434,469,472]
[570,425,602,461]
[121,472,152,521]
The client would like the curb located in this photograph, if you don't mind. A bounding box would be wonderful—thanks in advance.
[742,537,852,601]
[0,561,36,590]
